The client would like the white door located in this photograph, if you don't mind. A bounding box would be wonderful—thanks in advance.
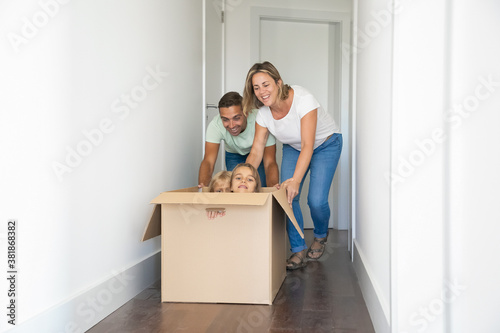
[204,0,224,173]
[253,9,351,239]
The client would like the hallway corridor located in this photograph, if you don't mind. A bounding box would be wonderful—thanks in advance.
[88,230,375,332]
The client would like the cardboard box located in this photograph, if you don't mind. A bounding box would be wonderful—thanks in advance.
[142,186,303,305]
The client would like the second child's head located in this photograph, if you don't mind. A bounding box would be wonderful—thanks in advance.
[231,163,261,193]
[209,171,232,193]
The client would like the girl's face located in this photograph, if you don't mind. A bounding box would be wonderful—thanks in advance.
[231,166,257,193]
[213,180,230,193]
[252,72,280,108]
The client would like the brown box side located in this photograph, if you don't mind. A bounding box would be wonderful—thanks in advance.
[161,202,274,304]
[270,195,287,303]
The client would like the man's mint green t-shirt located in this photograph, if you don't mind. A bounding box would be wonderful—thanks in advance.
[205,110,276,155]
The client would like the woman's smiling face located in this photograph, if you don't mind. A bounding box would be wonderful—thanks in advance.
[231,166,257,193]
[252,72,280,108]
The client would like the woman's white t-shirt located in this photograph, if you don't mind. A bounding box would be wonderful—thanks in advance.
[256,85,340,151]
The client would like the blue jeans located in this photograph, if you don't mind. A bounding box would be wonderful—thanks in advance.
[281,133,343,253]
[225,151,267,187]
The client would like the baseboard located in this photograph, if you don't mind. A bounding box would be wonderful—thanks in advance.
[6,251,161,333]
[353,240,391,333]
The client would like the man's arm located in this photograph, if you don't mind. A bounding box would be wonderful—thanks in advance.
[263,144,279,187]
[198,142,220,187]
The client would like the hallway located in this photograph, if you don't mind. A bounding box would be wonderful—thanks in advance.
[87,230,375,332]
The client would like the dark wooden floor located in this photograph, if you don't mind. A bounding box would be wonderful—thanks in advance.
[87,229,375,332]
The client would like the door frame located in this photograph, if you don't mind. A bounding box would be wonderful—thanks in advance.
[203,0,226,171]
[250,7,353,252]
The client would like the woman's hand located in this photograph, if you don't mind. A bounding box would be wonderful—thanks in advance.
[281,178,300,206]
[279,110,316,206]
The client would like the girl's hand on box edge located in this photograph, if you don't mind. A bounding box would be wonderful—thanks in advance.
[206,210,226,220]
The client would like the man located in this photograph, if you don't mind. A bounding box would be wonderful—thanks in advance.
[198,91,278,188]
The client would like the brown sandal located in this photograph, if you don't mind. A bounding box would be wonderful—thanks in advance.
[286,250,307,270]
[306,237,327,260]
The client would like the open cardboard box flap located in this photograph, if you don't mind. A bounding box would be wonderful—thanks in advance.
[141,186,303,241]
[151,191,270,206]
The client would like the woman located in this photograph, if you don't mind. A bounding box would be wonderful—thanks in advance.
[244,61,342,270]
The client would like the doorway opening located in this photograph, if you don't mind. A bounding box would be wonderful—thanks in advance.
[250,7,352,252]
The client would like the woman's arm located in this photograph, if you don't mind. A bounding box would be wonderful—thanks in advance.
[246,123,269,170]
[283,109,317,205]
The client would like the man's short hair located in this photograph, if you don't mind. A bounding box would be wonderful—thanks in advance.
[218,91,243,109]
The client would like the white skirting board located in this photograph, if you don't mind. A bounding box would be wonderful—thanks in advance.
[5,252,161,333]
[353,240,391,333]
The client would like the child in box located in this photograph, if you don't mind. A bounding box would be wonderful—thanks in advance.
[206,170,232,219]
[230,163,261,193]
[206,164,261,220]
[208,170,232,193]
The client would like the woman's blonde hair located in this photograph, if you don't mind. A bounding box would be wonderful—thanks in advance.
[230,163,261,192]
[242,61,291,116]
[208,170,232,192]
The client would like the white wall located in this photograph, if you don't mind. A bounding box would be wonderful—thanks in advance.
[447,1,500,332]
[353,0,500,332]
[0,1,202,332]
[391,1,447,332]
[352,0,392,329]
